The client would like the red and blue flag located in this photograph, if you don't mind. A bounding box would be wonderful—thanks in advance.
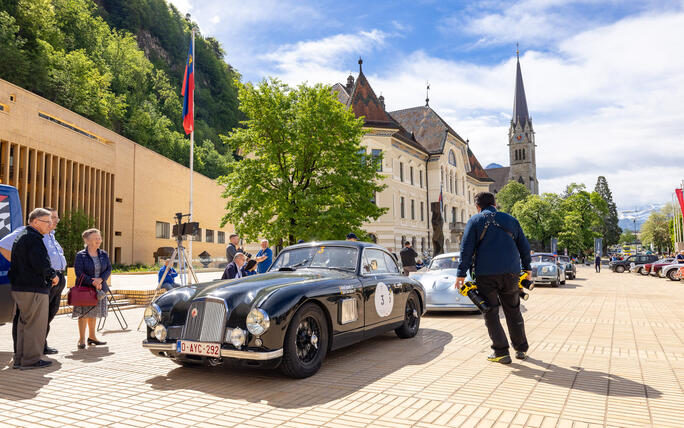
[181,38,194,135]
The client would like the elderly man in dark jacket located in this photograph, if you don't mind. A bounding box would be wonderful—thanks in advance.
[221,252,246,280]
[456,192,532,365]
[9,208,58,370]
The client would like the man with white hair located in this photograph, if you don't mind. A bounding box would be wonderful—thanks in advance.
[255,240,273,274]
[221,252,246,280]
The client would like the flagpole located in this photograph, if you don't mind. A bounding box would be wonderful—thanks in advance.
[188,28,195,270]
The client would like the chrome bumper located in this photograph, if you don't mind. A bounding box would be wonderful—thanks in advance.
[426,303,476,311]
[143,341,284,361]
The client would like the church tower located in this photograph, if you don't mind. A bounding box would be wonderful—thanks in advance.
[508,49,538,194]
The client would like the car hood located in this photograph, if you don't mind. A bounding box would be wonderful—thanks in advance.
[410,269,469,291]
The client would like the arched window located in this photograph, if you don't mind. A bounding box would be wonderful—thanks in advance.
[448,150,457,166]
[445,239,450,251]
[411,236,416,248]
[421,237,426,253]
[522,148,526,160]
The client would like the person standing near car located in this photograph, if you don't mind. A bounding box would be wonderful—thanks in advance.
[400,241,419,276]
[225,234,241,264]
[455,192,531,365]
[255,240,273,274]
[9,208,58,370]
[0,207,66,357]
[677,250,684,262]
[595,254,601,273]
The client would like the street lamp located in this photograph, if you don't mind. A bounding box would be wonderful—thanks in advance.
[622,209,640,254]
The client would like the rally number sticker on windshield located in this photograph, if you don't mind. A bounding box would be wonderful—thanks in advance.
[374,282,394,317]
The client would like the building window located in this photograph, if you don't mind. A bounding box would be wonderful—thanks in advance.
[421,238,426,253]
[218,231,225,244]
[420,201,424,222]
[410,167,414,185]
[372,149,382,171]
[412,236,416,249]
[411,199,415,220]
[452,207,456,223]
[419,170,423,188]
[523,148,526,160]
[449,150,457,166]
[400,197,405,218]
[399,162,404,182]
[38,111,111,144]
[155,221,170,239]
[206,229,214,243]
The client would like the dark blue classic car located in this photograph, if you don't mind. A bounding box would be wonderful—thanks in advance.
[142,241,426,378]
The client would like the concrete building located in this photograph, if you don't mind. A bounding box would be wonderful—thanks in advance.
[0,78,233,265]
[333,60,492,255]
[486,50,539,195]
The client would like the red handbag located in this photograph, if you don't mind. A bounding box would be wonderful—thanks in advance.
[67,274,98,307]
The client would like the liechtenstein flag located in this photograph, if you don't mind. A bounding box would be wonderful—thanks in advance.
[181,38,194,135]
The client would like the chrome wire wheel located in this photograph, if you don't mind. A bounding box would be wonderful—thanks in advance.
[295,316,321,364]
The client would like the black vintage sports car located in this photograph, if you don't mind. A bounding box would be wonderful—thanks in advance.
[142,241,426,378]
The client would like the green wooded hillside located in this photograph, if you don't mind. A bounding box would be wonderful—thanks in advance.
[0,0,239,179]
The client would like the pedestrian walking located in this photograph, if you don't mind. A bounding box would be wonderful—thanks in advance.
[9,208,58,370]
[400,241,419,276]
[595,254,601,273]
[455,192,531,364]
[225,234,241,264]
[255,240,273,274]
[0,207,67,356]
[73,229,111,349]
[221,252,247,279]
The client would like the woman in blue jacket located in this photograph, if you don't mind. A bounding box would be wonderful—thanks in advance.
[73,228,111,349]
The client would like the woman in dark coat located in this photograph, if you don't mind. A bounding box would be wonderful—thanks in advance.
[73,228,111,349]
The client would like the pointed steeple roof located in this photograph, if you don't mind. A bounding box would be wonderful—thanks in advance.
[512,51,531,128]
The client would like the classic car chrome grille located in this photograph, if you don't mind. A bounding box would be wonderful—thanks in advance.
[181,299,227,343]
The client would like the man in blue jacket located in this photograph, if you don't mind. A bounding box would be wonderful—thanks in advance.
[455,192,532,364]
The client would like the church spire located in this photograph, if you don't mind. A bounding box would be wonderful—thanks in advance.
[512,46,530,129]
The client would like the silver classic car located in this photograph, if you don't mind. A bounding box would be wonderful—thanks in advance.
[409,252,477,312]
[530,253,566,287]
[557,255,576,280]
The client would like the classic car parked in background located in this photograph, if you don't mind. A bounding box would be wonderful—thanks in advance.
[662,261,684,281]
[142,241,426,378]
[531,253,566,287]
[557,255,576,280]
[648,258,675,276]
[610,254,658,273]
[409,252,477,312]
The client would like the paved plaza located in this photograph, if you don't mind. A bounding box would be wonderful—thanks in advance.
[1,266,683,428]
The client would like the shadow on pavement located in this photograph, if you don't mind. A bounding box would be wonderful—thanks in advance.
[64,346,114,363]
[0,355,62,400]
[558,283,583,289]
[511,357,662,398]
[146,328,452,408]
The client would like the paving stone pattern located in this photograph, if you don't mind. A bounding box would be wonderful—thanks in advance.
[0,266,682,427]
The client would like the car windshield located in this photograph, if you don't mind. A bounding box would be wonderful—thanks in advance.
[428,256,460,270]
[558,256,570,263]
[532,255,556,263]
[270,246,358,272]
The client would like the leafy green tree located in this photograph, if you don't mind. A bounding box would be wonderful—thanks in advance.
[619,230,636,245]
[219,79,386,246]
[562,182,586,198]
[594,176,621,249]
[55,210,96,266]
[496,181,530,213]
[0,11,30,85]
[511,194,562,250]
[641,208,673,252]
[558,190,603,255]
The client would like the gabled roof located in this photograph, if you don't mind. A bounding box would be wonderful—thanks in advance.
[467,148,494,182]
[513,55,531,129]
[484,166,511,193]
[389,106,465,154]
[332,61,427,154]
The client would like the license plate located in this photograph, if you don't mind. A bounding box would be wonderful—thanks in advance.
[176,340,221,357]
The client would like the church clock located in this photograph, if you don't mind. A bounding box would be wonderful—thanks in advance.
[515,134,523,142]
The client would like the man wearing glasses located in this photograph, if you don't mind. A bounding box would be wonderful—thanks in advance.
[0,207,67,359]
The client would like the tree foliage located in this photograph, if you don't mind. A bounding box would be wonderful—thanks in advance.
[496,181,530,213]
[55,209,96,266]
[219,79,387,246]
[0,0,238,178]
[619,230,636,245]
[641,207,673,253]
[557,190,606,255]
[594,176,621,249]
[511,194,562,249]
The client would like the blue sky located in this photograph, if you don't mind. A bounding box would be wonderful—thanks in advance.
[171,0,684,210]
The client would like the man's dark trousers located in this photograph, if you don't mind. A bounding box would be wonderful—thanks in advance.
[477,273,528,357]
[12,271,65,353]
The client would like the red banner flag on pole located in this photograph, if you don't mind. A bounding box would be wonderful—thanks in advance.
[676,188,684,218]
[181,38,194,135]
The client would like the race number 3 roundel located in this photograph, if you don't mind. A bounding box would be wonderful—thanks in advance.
[374,282,394,317]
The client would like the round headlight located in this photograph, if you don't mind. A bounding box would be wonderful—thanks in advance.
[153,325,167,342]
[246,308,270,336]
[144,304,161,328]
[230,328,246,348]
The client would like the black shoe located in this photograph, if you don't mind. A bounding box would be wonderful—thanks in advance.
[43,346,58,355]
[87,338,107,346]
[487,353,512,364]
[11,360,20,369]
[20,360,53,370]
[78,341,86,349]
[515,351,527,360]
